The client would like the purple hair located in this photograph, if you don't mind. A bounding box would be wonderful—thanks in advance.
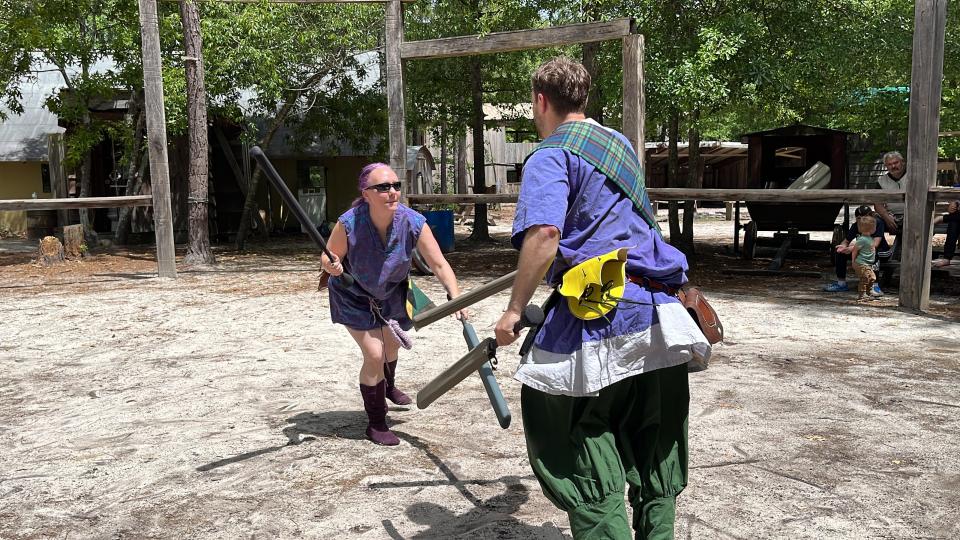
[351,162,392,207]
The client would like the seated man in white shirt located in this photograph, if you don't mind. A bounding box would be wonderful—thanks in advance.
[874,151,907,260]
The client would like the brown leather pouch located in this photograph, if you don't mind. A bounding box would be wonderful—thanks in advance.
[677,287,723,344]
[317,270,330,291]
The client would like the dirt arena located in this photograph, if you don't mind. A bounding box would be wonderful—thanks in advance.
[1,215,958,539]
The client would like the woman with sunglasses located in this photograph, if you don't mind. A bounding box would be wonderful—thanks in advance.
[320,163,465,446]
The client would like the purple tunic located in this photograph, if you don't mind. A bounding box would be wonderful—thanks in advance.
[328,203,426,331]
[512,123,709,396]
[514,137,691,355]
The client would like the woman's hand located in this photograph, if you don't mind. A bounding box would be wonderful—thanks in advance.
[455,308,469,321]
[322,255,344,276]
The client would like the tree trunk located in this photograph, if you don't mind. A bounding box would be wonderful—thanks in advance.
[582,41,603,124]
[116,90,146,245]
[179,0,215,264]
[666,111,682,243]
[468,56,489,241]
[456,133,468,195]
[680,109,701,257]
[439,123,447,195]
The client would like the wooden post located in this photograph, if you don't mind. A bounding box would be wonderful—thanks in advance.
[47,133,69,229]
[622,34,645,174]
[138,0,177,278]
[385,0,407,183]
[899,0,946,311]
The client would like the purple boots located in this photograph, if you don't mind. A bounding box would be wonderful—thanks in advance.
[359,381,400,446]
[358,362,411,446]
[384,360,413,405]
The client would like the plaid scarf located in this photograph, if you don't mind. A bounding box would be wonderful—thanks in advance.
[527,120,661,235]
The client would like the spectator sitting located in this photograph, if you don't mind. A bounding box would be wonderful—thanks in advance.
[932,200,959,268]
[824,204,888,296]
[874,151,907,261]
[850,215,878,301]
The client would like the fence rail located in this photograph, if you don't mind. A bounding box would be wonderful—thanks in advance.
[0,195,153,212]
[406,189,914,205]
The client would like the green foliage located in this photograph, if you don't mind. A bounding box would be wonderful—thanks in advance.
[404,0,548,139]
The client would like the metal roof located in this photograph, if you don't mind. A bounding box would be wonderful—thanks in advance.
[0,68,65,161]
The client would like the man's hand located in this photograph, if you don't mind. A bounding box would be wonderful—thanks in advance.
[835,244,851,254]
[495,309,522,347]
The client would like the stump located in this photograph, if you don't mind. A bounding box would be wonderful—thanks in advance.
[37,236,65,266]
[63,224,85,259]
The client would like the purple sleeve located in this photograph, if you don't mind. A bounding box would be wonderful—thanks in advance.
[511,149,570,249]
[338,207,356,236]
[408,206,427,239]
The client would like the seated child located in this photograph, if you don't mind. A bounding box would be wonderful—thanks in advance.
[850,215,877,301]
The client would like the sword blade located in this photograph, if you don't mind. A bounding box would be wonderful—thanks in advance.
[416,337,496,409]
[412,270,517,330]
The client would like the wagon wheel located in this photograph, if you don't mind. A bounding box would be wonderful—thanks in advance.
[411,247,434,276]
[829,224,844,265]
[741,221,757,260]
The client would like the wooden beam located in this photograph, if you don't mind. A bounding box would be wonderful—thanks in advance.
[929,187,960,202]
[406,194,519,205]
[138,0,177,278]
[646,189,906,203]
[407,189,907,205]
[0,196,153,212]
[622,34,645,172]
[400,18,633,60]
[899,0,947,312]
[160,0,415,3]
[385,0,407,182]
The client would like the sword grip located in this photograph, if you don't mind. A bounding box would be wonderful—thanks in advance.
[514,304,545,333]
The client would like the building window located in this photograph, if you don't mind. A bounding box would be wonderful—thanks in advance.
[308,165,326,189]
[41,163,51,193]
[297,161,326,190]
[507,163,522,184]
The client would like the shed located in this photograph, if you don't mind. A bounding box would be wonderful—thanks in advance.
[406,145,435,195]
[741,124,852,190]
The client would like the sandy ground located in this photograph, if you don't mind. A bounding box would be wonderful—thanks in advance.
[1,214,958,539]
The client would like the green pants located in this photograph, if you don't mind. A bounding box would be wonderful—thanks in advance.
[521,364,689,540]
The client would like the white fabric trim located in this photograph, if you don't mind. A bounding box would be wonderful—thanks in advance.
[513,302,711,397]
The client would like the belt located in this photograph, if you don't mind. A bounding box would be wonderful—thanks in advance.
[627,275,680,296]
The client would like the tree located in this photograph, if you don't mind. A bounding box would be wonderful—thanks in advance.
[16,0,143,248]
[405,0,544,241]
[178,0,214,264]
[176,1,383,250]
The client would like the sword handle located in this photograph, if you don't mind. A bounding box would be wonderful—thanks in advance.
[514,304,545,333]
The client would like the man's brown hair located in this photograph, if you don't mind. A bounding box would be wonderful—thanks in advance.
[531,57,591,115]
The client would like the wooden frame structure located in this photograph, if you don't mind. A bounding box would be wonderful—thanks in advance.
[127,1,947,310]
[387,12,647,177]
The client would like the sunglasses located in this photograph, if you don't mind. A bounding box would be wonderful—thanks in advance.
[365,181,402,193]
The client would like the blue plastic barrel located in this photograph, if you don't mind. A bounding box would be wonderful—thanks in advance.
[423,209,455,252]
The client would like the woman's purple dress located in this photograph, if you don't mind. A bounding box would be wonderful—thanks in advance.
[328,202,426,331]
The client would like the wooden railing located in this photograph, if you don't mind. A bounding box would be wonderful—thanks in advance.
[0,195,153,212]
